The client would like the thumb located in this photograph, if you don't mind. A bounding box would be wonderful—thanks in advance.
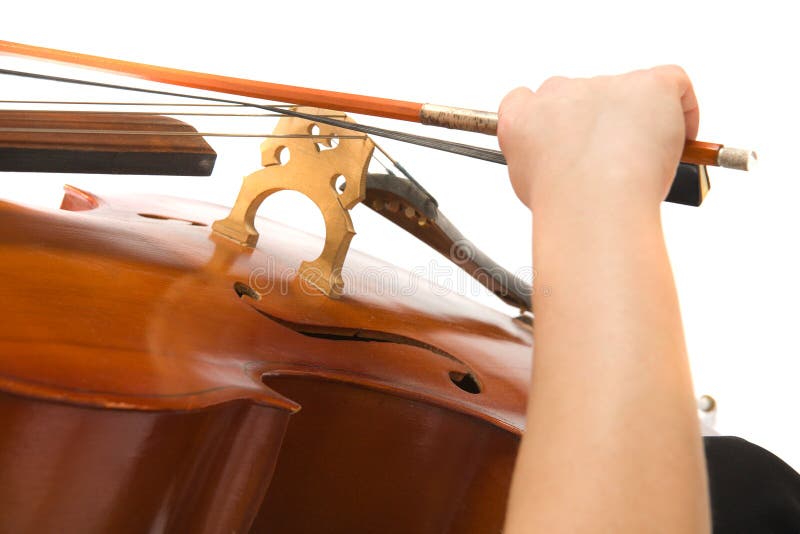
[497,86,535,151]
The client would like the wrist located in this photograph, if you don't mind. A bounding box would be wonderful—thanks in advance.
[525,164,667,220]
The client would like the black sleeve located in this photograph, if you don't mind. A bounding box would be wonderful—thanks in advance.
[705,436,800,533]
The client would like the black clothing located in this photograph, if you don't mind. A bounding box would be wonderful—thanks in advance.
[705,436,800,533]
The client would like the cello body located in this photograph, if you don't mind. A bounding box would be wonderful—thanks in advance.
[0,184,532,533]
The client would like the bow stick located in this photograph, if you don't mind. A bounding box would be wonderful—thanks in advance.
[0,40,755,171]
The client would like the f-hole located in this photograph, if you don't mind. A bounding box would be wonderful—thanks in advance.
[448,371,482,394]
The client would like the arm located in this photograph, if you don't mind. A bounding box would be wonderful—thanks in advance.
[499,67,710,533]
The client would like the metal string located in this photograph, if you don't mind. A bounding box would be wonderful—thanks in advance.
[373,142,438,206]
[0,127,365,139]
[0,100,247,106]
[0,111,347,118]
[0,100,295,107]
[0,100,348,118]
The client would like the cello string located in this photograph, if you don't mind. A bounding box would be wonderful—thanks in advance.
[373,141,438,206]
[0,70,485,198]
[0,75,440,204]
[0,68,507,165]
[0,100,247,106]
[0,125,398,179]
[0,100,298,108]
[0,126,403,179]
[370,154,396,176]
[0,110,347,118]
[0,100,348,118]
[0,127,365,139]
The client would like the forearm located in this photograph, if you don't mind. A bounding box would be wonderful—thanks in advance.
[504,170,710,533]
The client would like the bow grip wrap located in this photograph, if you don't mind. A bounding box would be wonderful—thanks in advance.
[420,104,499,135]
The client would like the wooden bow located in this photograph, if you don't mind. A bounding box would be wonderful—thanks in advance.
[0,40,755,171]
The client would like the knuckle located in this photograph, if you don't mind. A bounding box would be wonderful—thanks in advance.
[649,64,690,89]
[538,75,569,92]
[499,86,534,113]
[498,86,534,135]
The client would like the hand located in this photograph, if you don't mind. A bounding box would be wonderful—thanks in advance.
[497,66,699,214]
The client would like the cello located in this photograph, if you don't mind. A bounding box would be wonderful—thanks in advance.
[0,42,752,533]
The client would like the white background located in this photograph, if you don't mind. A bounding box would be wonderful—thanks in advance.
[1,1,798,469]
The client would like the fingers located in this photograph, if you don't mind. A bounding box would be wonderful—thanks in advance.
[498,66,699,158]
[497,86,534,149]
[682,83,700,140]
[650,65,700,140]
[498,87,534,126]
[500,68,699,142]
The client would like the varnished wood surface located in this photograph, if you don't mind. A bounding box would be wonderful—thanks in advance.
[682,140,723,166]
[0,110,216,175]
[0,187,531,425]
[0,187,532,532]
[0,40,423,122]
[0,392,288,534]
[254,377,519,533]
